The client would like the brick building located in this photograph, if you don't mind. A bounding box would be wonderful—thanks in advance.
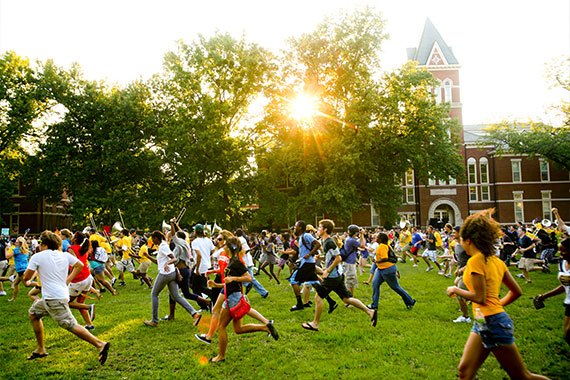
[394,19,570,228]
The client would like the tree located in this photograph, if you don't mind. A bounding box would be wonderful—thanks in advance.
[150,33,274,228]
[28,61,163,228]
[483,58,570,171]
[253,8,463,226]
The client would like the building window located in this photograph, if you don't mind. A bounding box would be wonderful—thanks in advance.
[10,205,20,234]
[542,192,552,220]
[540,160,549,182]
[511,160,521,182]
[448,177,456,185]
[443,79,452,103]
[467,158,477,184]
[406,188,415,204]
[481,186,490,201]
[428,178,436,186]
[513,192,524,222]
[480,158,489,184]
[469,186,477,201]
[405,169,414,186]
[434,86,441,104]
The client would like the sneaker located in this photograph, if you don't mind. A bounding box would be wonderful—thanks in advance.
[89,304,96,322]
[407,299,416,310]
[266,320,279,341]
[413,264,418,267]
[444,273,452,279]
[453,315,471,323]
[119,282,126,287]
[99,288,107,293]
[542,265,550,274]
[160,315,172,321]
[85,325,95,330]
[438,269,444,275]
[0,291,6,296]
[426,267,433,272]
[111,278,117,286]
[516,274,525,278]
[9,275,16,282]
[367,304,378,310]
[261,292,269,299]
[195,333,211,345]
[290,304,304,312]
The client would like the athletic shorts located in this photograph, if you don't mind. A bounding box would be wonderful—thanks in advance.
[471,311,514,349]
[422,249,438,262]
[116,259,135,273]
[289,262,319,285]
[138,261,151,274]
[411,247,419,256]
[92,265,105,275]
[342,263,358,288]
[69,275,94,297]
[29,298,78,331]
[518,258,541,271]
[313,275,352,300]
[565,304,570,317]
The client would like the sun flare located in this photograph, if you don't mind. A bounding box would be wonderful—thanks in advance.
[290,94,318,121]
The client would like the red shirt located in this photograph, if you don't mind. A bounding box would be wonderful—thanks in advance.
[69,245,91,282]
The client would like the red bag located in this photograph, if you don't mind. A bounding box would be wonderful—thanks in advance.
[224,284,250,320]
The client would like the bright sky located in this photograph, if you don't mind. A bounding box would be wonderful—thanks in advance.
[1,0,568,126]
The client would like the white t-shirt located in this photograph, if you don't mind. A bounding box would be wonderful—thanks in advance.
[558,260,570,305]
[238,236,253,267]
[27,249,79,301]
[191,237,214,274]
[157,241,175,275]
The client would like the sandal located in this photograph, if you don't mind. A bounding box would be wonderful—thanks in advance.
[27,352,48,360]
[301,322,319,332]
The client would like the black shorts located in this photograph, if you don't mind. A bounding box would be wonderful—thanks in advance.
[313,275,353,300]
[289,262,319,285]
[17,270,25,278]
[565,304,570,317]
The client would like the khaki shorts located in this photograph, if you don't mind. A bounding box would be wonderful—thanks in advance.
[69,275,94,297]
[456,276,468,302]
[138,261,151,274]
[116,259,135,273]
[343,263,358,288]
[0,260,8,276]
[518,258,541,271]
[29,298,77,331]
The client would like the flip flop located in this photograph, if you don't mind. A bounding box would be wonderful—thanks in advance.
[371,309,378,327]
[27,352,48,360]
[301,322,319,332]
[98,342,110,365]
[193,313,202,327]
[209,357,225,363]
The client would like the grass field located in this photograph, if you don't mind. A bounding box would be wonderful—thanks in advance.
[0,261,568,380]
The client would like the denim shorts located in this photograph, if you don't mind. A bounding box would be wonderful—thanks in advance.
[471,311,514,349]
[223,292,243,309]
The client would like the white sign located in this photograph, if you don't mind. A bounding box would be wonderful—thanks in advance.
[430,189,457,196]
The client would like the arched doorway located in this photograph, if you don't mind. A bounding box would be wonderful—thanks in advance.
[427,199,463,227]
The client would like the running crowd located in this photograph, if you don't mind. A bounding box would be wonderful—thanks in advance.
[1,207,568,378]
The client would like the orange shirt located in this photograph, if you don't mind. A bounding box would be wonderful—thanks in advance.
[463,252,507,317]
[375,243,395,270]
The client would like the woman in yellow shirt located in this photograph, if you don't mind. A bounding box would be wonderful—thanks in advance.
[368,233,415,310]
[447,210,549,380]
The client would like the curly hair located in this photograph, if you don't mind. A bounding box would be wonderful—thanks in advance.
[458,209,500,257]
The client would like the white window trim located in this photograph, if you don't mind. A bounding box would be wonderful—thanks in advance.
[511,159,522,183]
[479,158,489,184]
[481,185,490,201]
[513,191,524,223]
[443,78,452,103]
[469,186,478,202]
[539,159,550,182]
[467,158,477,184]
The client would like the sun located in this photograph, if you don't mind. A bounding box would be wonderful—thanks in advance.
[290,94,318,121]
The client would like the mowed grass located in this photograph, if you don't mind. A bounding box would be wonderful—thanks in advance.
[0,260,568,380]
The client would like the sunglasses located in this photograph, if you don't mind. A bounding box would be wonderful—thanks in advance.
[216,237,224,242]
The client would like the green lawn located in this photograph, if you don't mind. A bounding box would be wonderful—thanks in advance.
[0,262,567,380]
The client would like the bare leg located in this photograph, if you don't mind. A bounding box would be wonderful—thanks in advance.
[246,308,269,324]
[308,294,324,330]
[343,297,374,318]
[206,294,224,339]
[212,309,231,362]
[268,264,280,284]
[232,313,270,334]
[492,343,550,379]
[29,313,47,355]
[302,285,311,304]
[8,275,20,301]
[564,316,570,345]
[457,333,490,380]
[69,324,107,352]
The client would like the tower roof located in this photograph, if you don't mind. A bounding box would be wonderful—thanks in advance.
[407,18,459,66]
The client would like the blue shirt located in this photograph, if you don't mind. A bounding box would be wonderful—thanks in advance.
[411,233,423,247]
[343,237,360,264]
[13,247,29,273]
[298,233,316,264]
[62,239,71,253]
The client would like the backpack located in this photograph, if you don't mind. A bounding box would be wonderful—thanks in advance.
[387,246,398,263]
[94,246,108,263]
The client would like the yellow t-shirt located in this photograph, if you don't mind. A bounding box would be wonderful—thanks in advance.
[89,233,106,244]
[138,244,150,262]
[434,231,443,247]
[463,252,507,317]
[7,246,15,265]
[117,236,131,260]
[400,230,412,245]
[375,243,395,270]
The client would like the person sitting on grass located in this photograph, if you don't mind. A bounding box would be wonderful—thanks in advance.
[208,237,278,363]
[23,230,110,364]
[446,210,550,380]
[535,237,570,346]
[301,219,377,332]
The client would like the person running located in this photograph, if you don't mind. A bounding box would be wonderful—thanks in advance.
[451,226,472,323]
[23,230,110,364]
[446,210,550,380]
[143,231,201,327]
[409,227,423,267]
[191,224,214,300]
[115,229,135,286]
[68,233,98,329]
[7,236,31,302]
[89,240,117,296]
[237,229,269,298]
[302,219,377,332]
[208,237,278,363]
[398,225,413,263]
[368,233,416,310]
[343,225,363,295]
[289,221,322,311]
[257,234,280,284]
[515,227,545,284]
[535,237,570,346]
[422,226,443,273]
